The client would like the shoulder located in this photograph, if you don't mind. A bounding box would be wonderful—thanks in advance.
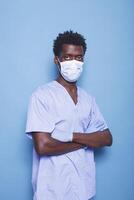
[30,81,55,102]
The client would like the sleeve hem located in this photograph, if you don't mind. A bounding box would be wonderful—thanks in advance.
[25,128,54,139]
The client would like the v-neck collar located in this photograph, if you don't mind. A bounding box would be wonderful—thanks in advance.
[53,80,79,107]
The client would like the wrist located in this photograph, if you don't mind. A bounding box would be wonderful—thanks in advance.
[72,132,81,142]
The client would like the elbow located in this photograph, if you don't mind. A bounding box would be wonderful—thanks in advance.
[103,129,113,147]
[35,141,50,156]
[35,143,46,156]
[106,133,113,146]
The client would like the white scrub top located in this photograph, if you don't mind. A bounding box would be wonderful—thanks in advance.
[26,80,108,200]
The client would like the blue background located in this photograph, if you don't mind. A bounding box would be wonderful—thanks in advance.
[0,0,134,199]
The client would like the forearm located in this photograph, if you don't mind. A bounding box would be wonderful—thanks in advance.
[46,142,84,156]
[36,137,85,156]
[72,129,113,148]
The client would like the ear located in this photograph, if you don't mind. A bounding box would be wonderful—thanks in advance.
[54,56,59,65]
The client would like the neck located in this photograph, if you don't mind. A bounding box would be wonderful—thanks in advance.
[56,75,77,91]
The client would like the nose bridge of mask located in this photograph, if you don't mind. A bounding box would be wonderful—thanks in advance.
[57,57,83,72]
[61,59,83,68]
[57,57,81,64]
[63,60,77,70]
[69,60,78,68]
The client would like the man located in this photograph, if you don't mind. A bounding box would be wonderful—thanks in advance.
[26,30,112,200]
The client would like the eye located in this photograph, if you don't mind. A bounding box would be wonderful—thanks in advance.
[76,56,83,61]
[64,55,72,60]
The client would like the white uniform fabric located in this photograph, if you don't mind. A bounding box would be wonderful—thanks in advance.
[25,80,108,200]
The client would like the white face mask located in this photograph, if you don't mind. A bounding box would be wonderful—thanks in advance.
[58,59,84,82]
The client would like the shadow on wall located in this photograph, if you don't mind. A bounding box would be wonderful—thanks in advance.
[94,147,112,162]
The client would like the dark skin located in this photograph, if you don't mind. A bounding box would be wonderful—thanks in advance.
[32,44,113,156]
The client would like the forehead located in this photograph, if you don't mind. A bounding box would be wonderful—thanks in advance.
[61,44,84,56]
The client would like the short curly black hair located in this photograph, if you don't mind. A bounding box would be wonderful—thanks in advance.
[53,30,87,56]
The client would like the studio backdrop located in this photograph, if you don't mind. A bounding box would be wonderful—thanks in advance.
[0,0,134,200]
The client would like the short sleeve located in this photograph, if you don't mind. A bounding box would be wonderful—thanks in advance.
[85,97,108,133]
[25,94,55,139]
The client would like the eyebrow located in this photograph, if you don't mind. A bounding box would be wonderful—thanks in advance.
[63,54,83,56]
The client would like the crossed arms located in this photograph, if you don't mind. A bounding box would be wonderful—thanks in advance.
[32,129,112,156]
